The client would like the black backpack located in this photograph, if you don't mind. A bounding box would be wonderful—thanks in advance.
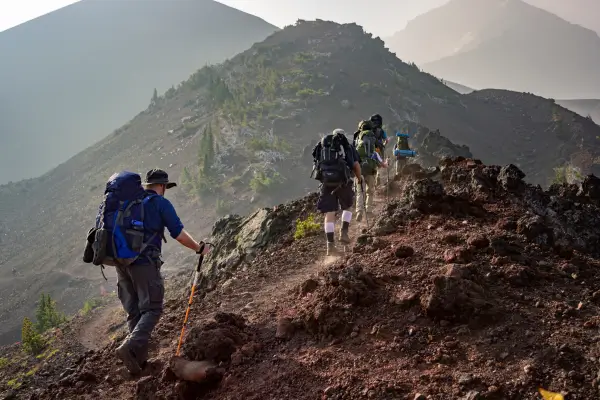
[312,133,350,187]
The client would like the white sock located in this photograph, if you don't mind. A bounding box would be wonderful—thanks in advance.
[324,222,335,233]
[341,210,352,223]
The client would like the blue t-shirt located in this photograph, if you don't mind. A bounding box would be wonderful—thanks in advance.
[134,190,184,265]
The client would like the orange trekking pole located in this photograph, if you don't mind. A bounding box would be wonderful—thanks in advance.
[176,242,212,356]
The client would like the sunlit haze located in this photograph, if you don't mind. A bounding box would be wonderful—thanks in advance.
[3,0,599,37]
[215,0,450,36]
[0,0,79,32]
[1,0,451,36]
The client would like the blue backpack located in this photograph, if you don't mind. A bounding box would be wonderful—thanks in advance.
[86,171,160,270]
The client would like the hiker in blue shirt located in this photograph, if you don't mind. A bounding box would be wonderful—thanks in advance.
[114,168,211,374]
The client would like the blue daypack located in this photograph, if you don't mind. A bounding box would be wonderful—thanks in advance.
[85,171,160,270]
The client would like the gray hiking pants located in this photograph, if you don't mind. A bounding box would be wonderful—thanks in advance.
[116,263,164,364]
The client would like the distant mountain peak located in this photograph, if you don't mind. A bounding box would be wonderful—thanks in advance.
[385,0,600,98]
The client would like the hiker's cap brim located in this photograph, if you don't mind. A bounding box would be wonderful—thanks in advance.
[143,181,177,189]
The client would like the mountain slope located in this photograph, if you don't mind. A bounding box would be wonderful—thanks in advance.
[1,19,599,346]
[3,159,600,399]
[0,0,278,185]
[525,0,600,35]
[386,0,600,99]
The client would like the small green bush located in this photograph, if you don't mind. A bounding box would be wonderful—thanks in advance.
[294,214,321,240]
[293,52,315,64]
[35,293,67,333]
[0,357,9,368]
[21,317,45,355]
[249,171,285,194]
[248,136,290,153]
[6,377,22,389]
[183,120,202,134]
[81,299,100,315]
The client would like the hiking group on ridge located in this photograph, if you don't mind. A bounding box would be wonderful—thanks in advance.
[312,113,415,255]
[80,113,415,373]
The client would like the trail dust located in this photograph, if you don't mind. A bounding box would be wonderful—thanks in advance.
[225,252,343,315]
[212,185,386,321]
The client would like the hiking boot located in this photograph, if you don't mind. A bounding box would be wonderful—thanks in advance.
[326,241,339,256]
[115,342,141,374]
[339,229,350,244]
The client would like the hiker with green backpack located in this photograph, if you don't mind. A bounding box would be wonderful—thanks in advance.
[83,168,211,374]
[354,120,388,222]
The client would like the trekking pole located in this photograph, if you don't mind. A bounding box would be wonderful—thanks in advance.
[361,180,370,229]
[176,242,213,357]
[386,161,390,203]
[353,179,357,210]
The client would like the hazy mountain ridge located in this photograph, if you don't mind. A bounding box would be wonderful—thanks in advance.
[1,19,599,346]
[386,0,600,99]
[442,80,600,124]
[0,0,279,185]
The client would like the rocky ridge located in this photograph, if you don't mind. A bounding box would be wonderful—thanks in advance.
[2,158,600,399]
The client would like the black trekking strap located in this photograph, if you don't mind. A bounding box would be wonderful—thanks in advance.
[176,242,214,357]
[100,264,107,281]
[111,200,128,268]
[331,183,343,195]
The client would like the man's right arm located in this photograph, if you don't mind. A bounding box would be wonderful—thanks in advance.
[176,229,204,253]
[159,198,207,254]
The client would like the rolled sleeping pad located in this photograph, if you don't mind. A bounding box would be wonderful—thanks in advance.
[396,132,410,138]
[394,149,417,157]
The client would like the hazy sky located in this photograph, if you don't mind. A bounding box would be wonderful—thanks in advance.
[0,0,78,32]
[0,0,449,36]
[216,0,449,37]
[2,0,597,38]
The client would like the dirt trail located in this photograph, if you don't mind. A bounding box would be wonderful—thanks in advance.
[207,187,387,321]
[77,302,125,350]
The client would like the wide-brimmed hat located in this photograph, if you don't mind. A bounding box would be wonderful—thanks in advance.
[143,168,177,189]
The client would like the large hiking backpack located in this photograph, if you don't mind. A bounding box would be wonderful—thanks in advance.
[84,171,160,269]
[353,120,373,147]
[313,133,349,187]
[356,129,379,176]
[396,132,410,151]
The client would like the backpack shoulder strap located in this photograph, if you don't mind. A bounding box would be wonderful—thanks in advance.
[142,192,158,204]
[312,142,322,161]
[141,193,167,243]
